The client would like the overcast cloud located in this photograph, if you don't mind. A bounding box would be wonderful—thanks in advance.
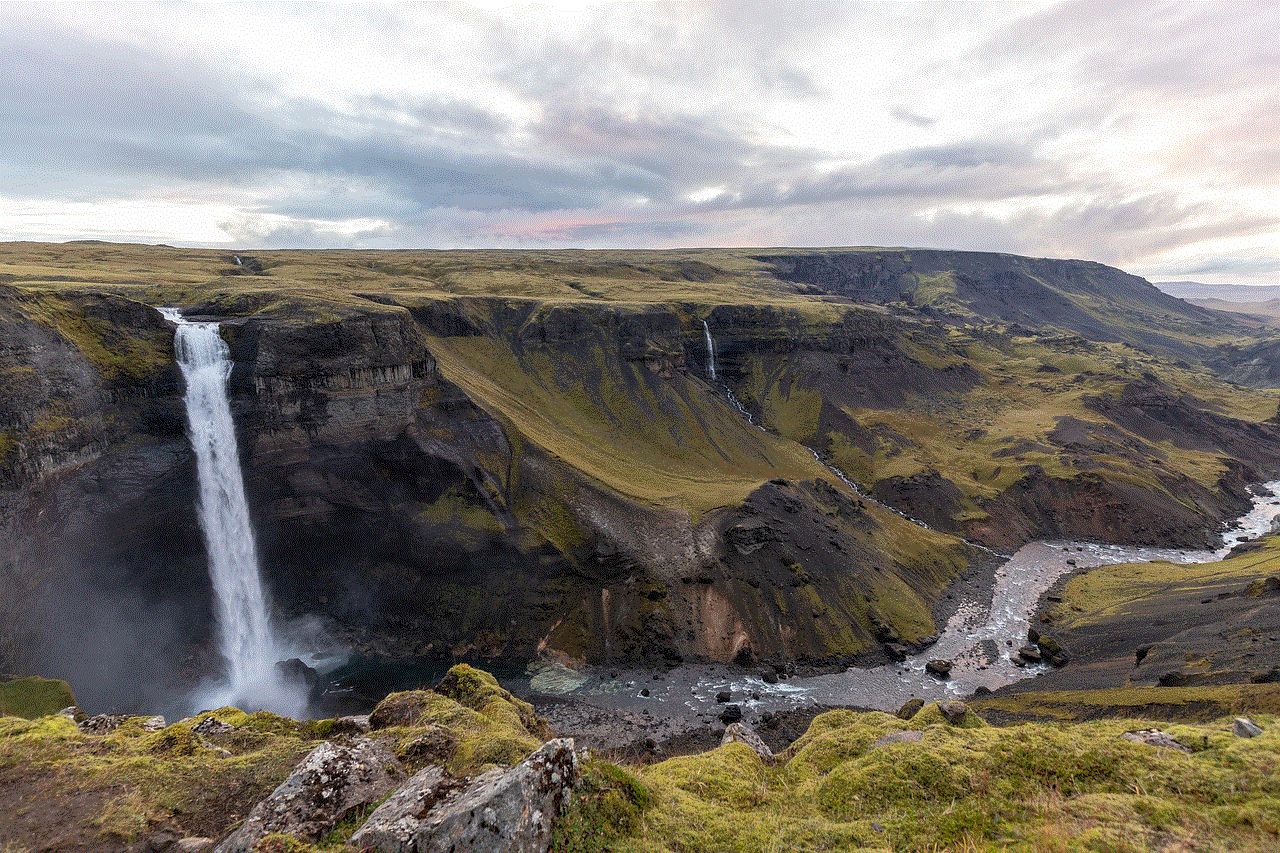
[0,0,1274,283]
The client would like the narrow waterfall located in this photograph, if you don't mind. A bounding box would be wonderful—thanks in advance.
[162,307,286,709]
[703,320,717,380]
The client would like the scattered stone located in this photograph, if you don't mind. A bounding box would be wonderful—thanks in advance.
[720,722,774,761]
[715,690,731,703]
[397,725,459,765]
[1017,645,1042,663]
[1035,635,1070,667]
[213,738,402,853]
[939,701,969,725]
[883,643,910,662]
[1234,717,1264,738]
[896,698,925,720]
[925,659,952,679]
[173,839,214,853]
[329,715,372,736]
[144,830,179,852]
[370,691,431,729]
[347,739,578,853]
[868,730,923,750]
[1119,729,1192,753]
[80,713,131,735]
[719,705,743,724]
[192,717,236,737]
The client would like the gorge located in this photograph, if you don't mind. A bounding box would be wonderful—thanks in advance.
[3,242,1280,718]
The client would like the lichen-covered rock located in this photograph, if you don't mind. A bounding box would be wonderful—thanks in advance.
[214,738,402,853]
[938,701,969,725]
[79,713,131,734]
[896,698,925,719]
[1119,729,1192,753]
[720,722,773,762]
[347,738,579,853]
[1234,717,1263,738]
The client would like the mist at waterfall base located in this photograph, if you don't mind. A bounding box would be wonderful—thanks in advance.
[164,308,316,719]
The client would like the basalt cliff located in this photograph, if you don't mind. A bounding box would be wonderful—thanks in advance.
[3,242,1280,712]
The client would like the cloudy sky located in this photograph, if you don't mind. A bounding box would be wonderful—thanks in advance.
[0,1,1275,284]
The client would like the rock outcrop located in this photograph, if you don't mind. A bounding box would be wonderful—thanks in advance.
[214,739,402,853]
[346,738,579,853]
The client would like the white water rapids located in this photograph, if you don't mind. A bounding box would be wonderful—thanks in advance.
[162,308,303,714]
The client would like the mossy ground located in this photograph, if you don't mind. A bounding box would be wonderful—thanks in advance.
[0,676,75,719]
[0,665,549,853]
[603,705,1280,853]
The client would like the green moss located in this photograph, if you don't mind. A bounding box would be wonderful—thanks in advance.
[0,713,80,740]
[552,759,654,853]
[905,701,989,729]
[0,677,76,719]
[435,664,549,739]
[367,675,545,775]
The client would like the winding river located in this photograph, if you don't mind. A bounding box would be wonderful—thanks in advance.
[533,481,1280,718]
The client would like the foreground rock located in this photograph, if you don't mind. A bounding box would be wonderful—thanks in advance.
[346,739,579,853]
[214,738,402,853]
[720,722,774,762]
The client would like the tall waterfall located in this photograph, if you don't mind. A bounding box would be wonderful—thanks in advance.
[703,320,717,380]
[162,307,289,710]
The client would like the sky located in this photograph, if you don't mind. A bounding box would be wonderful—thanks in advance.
[0,0,1275,284]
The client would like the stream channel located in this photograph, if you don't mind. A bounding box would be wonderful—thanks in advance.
[314,482,1280,729]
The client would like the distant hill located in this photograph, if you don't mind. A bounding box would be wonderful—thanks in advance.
[1155,280,1280,301]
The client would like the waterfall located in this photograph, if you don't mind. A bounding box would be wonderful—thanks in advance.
[162,307,290,711]
[703,320,717,380]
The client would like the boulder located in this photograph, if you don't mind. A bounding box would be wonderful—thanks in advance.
[1234,717,1263,738]
[718,705,743,724]
[938,701,969,725]
[760,670,779,685]
[275,658,320,692]
[1016,645,1042,663]
[883,643,910,662]
[868,730,923,750]
[720,722,773,762]
[924,659,952,679]
[715,690,732,703]
[142,715,167,732]
[329,715,372,736]
[347,738,579,853]
[214,738,402,853]
[80,713,131,735]
[1119,729,1192,753]
[192,717,236,737]
[1034,635,1070,667]
[896,698,925,720]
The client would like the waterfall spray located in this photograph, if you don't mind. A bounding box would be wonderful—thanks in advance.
[162,307,297,712]
[703,320,717,381]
